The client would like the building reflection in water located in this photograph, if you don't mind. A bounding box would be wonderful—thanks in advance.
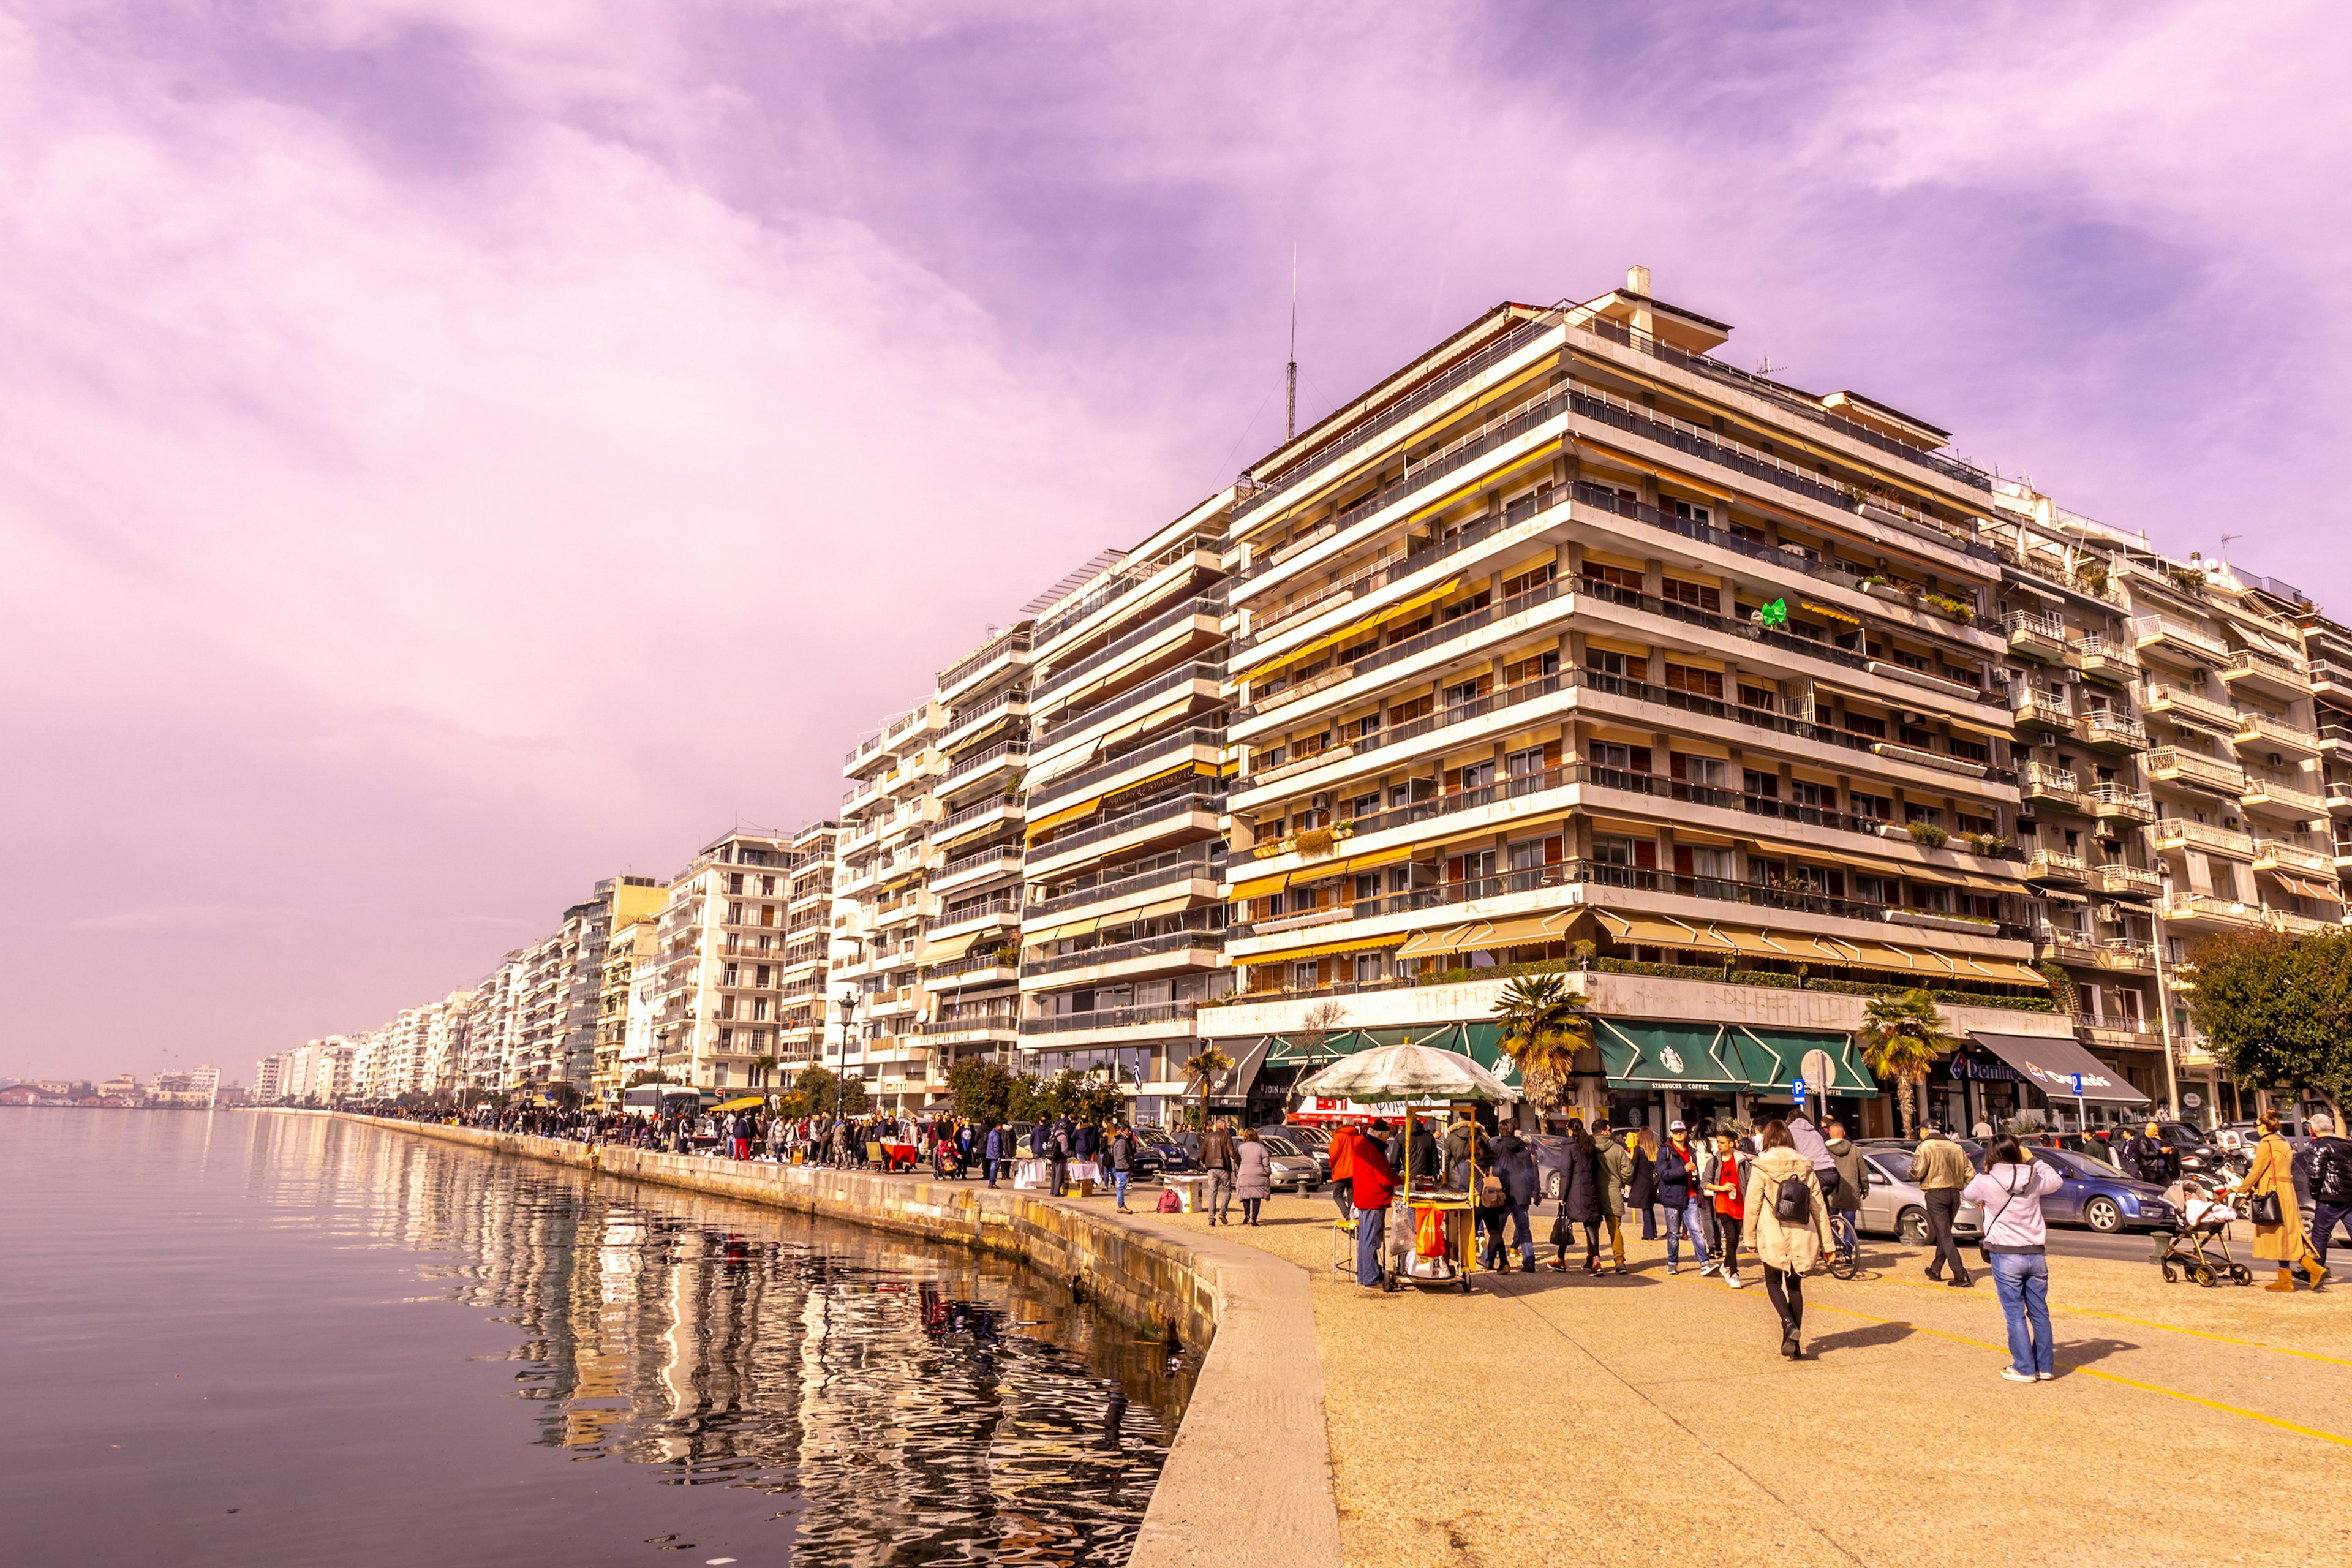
[246,1115,1194,1564]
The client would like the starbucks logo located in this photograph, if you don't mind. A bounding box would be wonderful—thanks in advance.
[1493,1053,1515,1079]
[1659,1047,1685,1074]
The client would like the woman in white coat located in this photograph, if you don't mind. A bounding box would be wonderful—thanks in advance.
[1743,1120,1834,1360]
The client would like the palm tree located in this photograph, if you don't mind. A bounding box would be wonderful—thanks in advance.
[1181,1046,1234,1128]
[1860,989,1955,1138]
[750,1054,779,1090]
[1491,973,1591,1120]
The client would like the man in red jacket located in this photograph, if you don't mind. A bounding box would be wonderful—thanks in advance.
[1351,1119,1396,1289]
[1327,1123,1361,1220]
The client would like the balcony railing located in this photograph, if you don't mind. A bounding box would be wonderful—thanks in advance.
[1033,595,1223,700]
[2130,616,2230,665]
[1023,928,1226,976]
[1027,725,1225,811]
[2142,682,2239,730]
[937,630,1031,695]
[2252,839,2335,874]
[2224,646,2310,687]
[2085,784,2155,821]
[2234,712,2318,753]
[2003,612,2070,657]
[2013,690,2076,731]
[2145,747,2247,794]
[2241,776,2328,815]
[2147,818,2253,858]
[1026,788,1223,862]
[1028,854,1223,920]
[1033,660,1223,750]
[2158,892,2262,925]
[1020,1001,1200,1036]
[924,896,1023,933]
[2021,761,2081,797]
[940,741,1027,788]
[2090,862,2162,898]
[2095,940,2156,971]
[2074,635,2140,682]
[938,846,1023,883]
[2026,849,2089,883]
[2083,710,2148,749]
[1031,532,1222,647]
[2266,910,2339,937]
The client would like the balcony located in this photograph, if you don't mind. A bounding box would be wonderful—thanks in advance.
[937,630,1033,702]
[2003,611,2073,664]
[2312,658,2352,701]
[2158,892,2263,931]
[2082,709,2149,753]
[2012,688,2080,739]
[2222,646,2311,701]
[2146,818,2253,860]
[2241,775,2327,820]
[938,690,1028,752]
[1019,1000,1200,1037]
[1027,854,1222,921]
[2094,940,2157,973]
[2320,725,2352,761]
[2032,924,2102,960]
[2141,682,2239,733]
[2090,862,2162,899]
[2019,762,2084,812]
[2233,711,2320,761]
[932,846,1024,894]
[2144,747,2247,796]
[1022,929,1226,978]
[938,740,1028,794]
[2076,1017,2165,1051]
[2025,848,2089,886]
[2252,839,2335,875]
[2086,785,2155,824]
[2074,636,2141,685]
[925,897,1023,937]
[2332,782,2352,817]
[2266,909,2340,938]
[933,796,1023,848]
[2130,615,2230,668]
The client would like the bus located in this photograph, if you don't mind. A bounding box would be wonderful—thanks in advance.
[621,1084,714,1117]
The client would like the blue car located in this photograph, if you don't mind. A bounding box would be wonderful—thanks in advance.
[2009,1147,2177,1234]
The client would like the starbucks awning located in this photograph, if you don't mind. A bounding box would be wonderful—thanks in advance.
[1729,1027,1879,1098]
[1967,1031,2150,1106]
[1593,1020,1749,1091]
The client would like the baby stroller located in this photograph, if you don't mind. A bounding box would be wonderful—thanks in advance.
[2156,1179,2253,1287]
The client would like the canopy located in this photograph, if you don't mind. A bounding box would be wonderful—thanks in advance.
[1967,1031,2150,1106]
[1593,1019,1749,1090]
[1296,1042,1519,1103]
[714,1095,768,1112]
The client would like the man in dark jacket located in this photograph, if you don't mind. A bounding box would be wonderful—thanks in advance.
[1107,1124,1136,1212]
[1823,1121,1868,1259]
[2127,1123,2177,1187]
[983,1122,1005,1187]
[1200,1120,1238,1225]
[1482,1129,1540,1272]
[2307,1112,2352,1280]
[1654,1121,1708,1274]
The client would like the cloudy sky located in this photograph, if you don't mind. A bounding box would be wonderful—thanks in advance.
[4,1,2345,1083]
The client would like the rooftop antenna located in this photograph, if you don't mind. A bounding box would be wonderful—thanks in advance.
[2218,532,2244,565]
[1286,244,1298,442]
[1754,354,1787,378]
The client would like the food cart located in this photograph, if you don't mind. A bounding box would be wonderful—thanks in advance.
[1295,1043,1518,1293]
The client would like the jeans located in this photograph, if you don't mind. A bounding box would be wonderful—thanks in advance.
[1639,1200,1658,1241]
[1832,1210,1858,1257]
[1478,1200,1533,1270]
[1662,1199,1707,1268]
[2315,1202,2352,1271]
[1990,1251,2054,1376]
[1330,1178,1354,1220]
[1355,1204,1387,1287]
[1924,1188,1972,1283]
[1114,1170,1131,1208]
[1762,1265,1805,1341]
[984,1157,999,1187]
[1209,1170,1234,1218]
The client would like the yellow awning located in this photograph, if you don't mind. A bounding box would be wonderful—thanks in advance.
[1025,913,1101,943]
[1395,922,1475,958]
[1986,959,2053,986]
[1848,940,1934,974]
[1229,869,1294,901]
[1024,796,1102,842]
[1800,600,1861,626]
[1711,925,1796,957]
[921,930,981,963]
[1254,577,1462,677]
[1805,933,1865,963]
[1128,895,1198,921]
[1478,912,1580,948]
[714,1096,768,1112]
[1244,932,1409,965]
[1594,909,1701,946]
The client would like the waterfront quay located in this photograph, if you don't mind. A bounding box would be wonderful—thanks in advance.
[350,1113,2350,1568]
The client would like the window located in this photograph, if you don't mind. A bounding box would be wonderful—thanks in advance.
[1912,884,1952,913]
[1674,844,1734,881]
[760,875,776,896]
[1389,693,1434,725]
[723,963,739,986]
[1852,792,1893,821]
[1440,589,1492,622]
[1660,578,1721,613]
[1501,561,1556,599]
[1904,803,1945,829]
[1853,875,1893,905]
[1505,649,1559,685]
[1667,498,1713,526]
[1739,684,1779,712]
[1451,759,1496,792]
[755,964,771,987]
[752,998,771,1022]
[1447,848,1498,884]
[1589,741,1652,777]
[726,901,745,924]
[728,873,745,895]
[1506,743,1556,778]
[1353,873,1383,901]
[1669,753,1727,788]
[1507,835,1562,871]
[1790,780,1834,810]
[718,1027,734,1049]
[1580,560,1642,595]
[1352,711,1382,740]
[1845,712,1887,740]
[1294,961,1320,989]
[1354,952,1387,984]
[1584,649,1649,685]
[1730,521,1765,545]
[1443,675,1491,709]
[1664,663,1724,700]
[1743,769,1780,801]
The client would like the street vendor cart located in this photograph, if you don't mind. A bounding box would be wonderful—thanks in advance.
[1296,1042,1518,1293]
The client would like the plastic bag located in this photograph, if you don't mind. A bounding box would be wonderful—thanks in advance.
[1414,1205,1449,1257]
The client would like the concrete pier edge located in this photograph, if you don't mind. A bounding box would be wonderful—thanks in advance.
[328,1114,1343,1568]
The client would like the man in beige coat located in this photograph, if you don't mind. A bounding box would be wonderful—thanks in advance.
[1596,1126,1634,1275]
[1744,1121,1836,1359]
[1909,1127,1977,1288]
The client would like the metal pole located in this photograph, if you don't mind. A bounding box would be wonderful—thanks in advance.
[2149,865,2184,1118]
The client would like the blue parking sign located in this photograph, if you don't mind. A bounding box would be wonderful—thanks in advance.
[2071,1073,2084,1096]
[1792,1077,1807,1105]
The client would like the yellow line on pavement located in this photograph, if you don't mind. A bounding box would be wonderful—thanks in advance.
[1858,1275,2352,1369]
[1809,1303,2352,1450]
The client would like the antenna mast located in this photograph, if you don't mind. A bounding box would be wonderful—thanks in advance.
[1286,245,1298,442]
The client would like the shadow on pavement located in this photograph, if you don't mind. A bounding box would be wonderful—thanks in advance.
[2053,1336,2138,1373]
[1804,1321,1916,1355]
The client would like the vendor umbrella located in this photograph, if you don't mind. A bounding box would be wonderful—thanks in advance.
[1295,1042,1518,1104]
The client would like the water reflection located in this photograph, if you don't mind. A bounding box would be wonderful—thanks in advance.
[246,1114,1193,1564]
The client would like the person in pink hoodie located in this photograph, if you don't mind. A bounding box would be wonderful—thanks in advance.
[1964,1135,2065,1383]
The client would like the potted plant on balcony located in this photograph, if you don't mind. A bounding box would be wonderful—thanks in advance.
[2074,559,2112,595]
[1905,819,1950,849]
[1964,831,2007,857]
[1293,826,1336,856]
[1923,592,1976,626]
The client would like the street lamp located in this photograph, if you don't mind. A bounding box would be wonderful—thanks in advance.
[2149,862,2185,1120]
[835,987,862,1083]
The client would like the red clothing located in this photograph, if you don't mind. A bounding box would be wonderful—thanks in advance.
[1712,1151,1744,1218]
[1328,1126,1360,1183]
[1350,1139,1396,1210]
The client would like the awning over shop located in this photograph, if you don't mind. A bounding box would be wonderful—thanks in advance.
[1207,1034,1273,1104]
[1242,932,1408,965]
[1593,1019,1749,1090]
[1730,1027,1879,1098]
[1967,1031,2150,1106]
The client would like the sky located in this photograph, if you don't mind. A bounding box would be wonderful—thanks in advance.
[4,0,2348,1084]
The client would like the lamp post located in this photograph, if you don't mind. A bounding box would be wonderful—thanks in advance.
[835,987,863,1089]
[2149,863,2184,1120]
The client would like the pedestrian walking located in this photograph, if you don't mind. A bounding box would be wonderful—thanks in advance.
[1326,1121,1360,1221]
[1482,1125,1539,1272]
[1596,1124,1632,1275]
[1908,1124,1976,1288]
[1351,1120,1396,1289]
[1656,1121,1708,1275]
[2307,1112,2352,1283]
[1234,1128,1272,1225]
[1049,1121,1071,1198]
[1441,1109,1490,1191]
[983,1121,1004,1187]
[1545,1117,1603,1272]
[1742,1120,1834,1358]
[2247,1110,2328,1292]
[1705,1130,1747,1287]
[1629,1128,1659,1241]
[1201,1118,1238,1225]
[1824,1120,1867,1261]
[1107,1123,1136,1211]
[1962,1135,2065,1381]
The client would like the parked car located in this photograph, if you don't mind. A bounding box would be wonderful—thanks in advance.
[1856,1150,1986,1245]
[1258,1134,1322,1193]
[1258,1125,1330,1177]
[1140,1135,1198,1174]
[2005,1147,2178,1234]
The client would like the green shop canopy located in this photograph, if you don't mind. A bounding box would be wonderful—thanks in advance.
[1237,1022,1516,1084]
[1730,1027,1880,1099]
[1594,1020,1750,1091]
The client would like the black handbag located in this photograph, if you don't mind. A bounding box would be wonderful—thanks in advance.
[2247,1189,2283,1226]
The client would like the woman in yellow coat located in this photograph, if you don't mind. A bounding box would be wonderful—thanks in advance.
[2248,1109,2326,1292]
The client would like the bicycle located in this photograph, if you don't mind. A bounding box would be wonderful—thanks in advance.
[1823,1217,1861,1280]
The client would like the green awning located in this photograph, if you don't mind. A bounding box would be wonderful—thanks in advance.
[1594,1020,1749,1090]
[1729,1027,1880,1099]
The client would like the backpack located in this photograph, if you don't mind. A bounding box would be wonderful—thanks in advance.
[1157,1189,1182,1213]
[1478,1172,1507,1208]
[1774,1174,1812,1224]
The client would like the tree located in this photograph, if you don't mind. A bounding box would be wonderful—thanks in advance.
[1860,990,1955,1138]
[1491,973,1591,1120]
[2185,929,2352,1119]
[545,1081,583,1110]
[750,1054,778,1088]
[795,1065,842,1115]
[947,1058,1016,1125]
[837,1078,870,1117]
[1181,1046,1234,1125]
[625,1069,671,1088]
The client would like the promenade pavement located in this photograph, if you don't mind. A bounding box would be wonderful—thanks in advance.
[1133,1190,2351,1568]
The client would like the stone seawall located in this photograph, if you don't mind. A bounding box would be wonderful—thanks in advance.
[333,1115,1342,1568]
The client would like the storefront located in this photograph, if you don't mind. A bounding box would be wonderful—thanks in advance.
[1946,1030,2151,1131]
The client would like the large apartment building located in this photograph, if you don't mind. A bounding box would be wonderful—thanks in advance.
[777,820,842,1072]
[1016,512,1234,1118]
[647,832,798,1094]
[1196,270,2087,1137]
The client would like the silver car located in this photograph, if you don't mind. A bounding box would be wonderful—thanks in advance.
[1858,1150,1985,1245]
[1259,1134,1322,1193]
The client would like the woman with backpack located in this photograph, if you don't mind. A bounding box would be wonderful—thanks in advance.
[1743,1120,1834,1359]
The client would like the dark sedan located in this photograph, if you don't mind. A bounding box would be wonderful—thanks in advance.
[2010,1147,2178,1234]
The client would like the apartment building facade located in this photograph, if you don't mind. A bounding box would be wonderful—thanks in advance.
[1016,511,1235,1120]
[1195,271,2099,1137]
[595,913,656,1104]
[647,833,798,1094]
[777,820,842,1073]
[2296,612,2352,892]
